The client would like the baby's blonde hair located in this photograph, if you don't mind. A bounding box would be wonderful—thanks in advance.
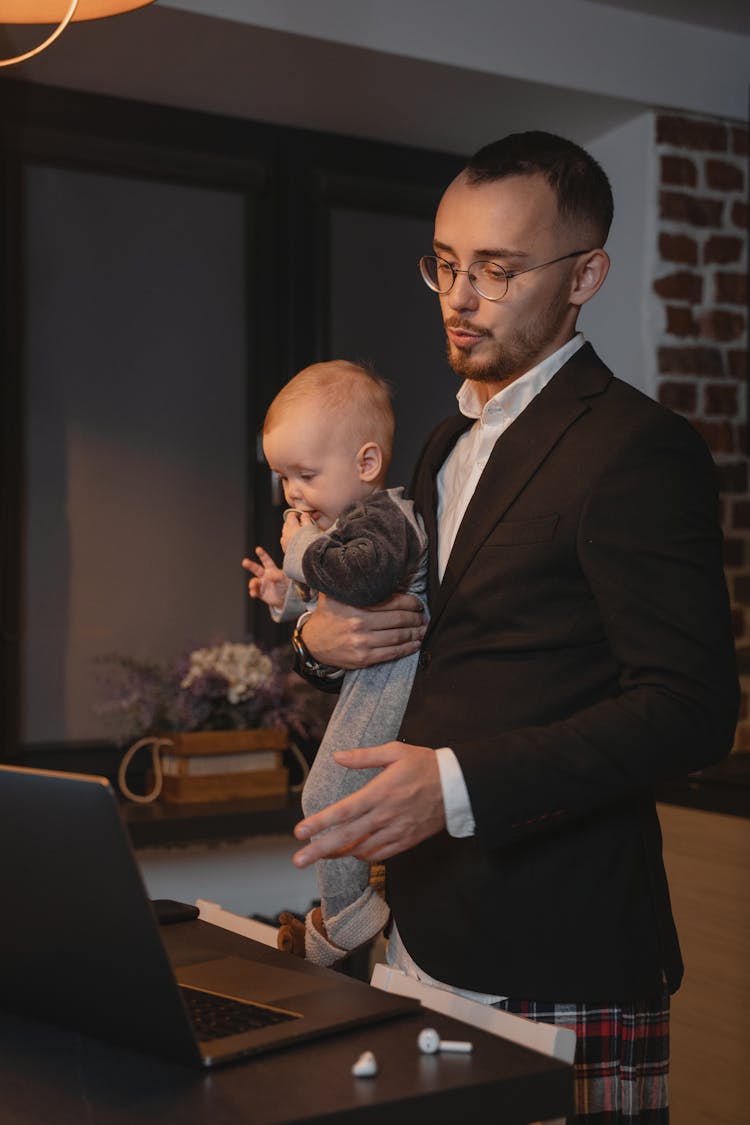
[264,360,395,464]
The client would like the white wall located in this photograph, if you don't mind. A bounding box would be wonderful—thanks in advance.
[137,836,318,919]
[582,112,656,397]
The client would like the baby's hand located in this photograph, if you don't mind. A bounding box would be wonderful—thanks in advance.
[280,509,315,554]
[242,548,289,608]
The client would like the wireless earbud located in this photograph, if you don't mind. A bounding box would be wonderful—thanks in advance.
[351,1050,378,1077]
[417,1027,473,1054]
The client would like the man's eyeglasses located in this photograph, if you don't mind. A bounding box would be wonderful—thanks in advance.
[418,249,593,302]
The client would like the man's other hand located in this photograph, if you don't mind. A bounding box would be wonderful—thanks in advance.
[292,742,445,864]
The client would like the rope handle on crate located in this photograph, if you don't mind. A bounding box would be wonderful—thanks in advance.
[117,736,175,804]
[118,735,310,803]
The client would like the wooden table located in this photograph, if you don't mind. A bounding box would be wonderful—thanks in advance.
[0,918,573,1125]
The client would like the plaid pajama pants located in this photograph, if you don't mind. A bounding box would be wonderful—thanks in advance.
[495,989,670,1124]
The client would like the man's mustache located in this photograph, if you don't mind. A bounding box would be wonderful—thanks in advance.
[443,317,490,336]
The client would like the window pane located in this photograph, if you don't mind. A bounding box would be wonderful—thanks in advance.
[329,206,456,491]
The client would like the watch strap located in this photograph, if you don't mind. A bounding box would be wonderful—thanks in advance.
[292,614,345,684]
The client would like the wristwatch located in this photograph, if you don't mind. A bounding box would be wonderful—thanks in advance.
[291,613,345,685]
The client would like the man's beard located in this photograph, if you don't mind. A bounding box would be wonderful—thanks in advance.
[445,293,570,384]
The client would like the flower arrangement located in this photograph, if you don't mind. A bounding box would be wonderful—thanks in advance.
[94,639,331,746]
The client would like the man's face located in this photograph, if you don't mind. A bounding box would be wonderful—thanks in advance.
[432,172,582,393]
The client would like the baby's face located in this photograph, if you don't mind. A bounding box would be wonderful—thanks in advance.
[263,408,371,531]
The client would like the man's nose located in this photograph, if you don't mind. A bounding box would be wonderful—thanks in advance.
[444,271,479,313]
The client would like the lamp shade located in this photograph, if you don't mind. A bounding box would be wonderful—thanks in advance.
[0,0,154,21]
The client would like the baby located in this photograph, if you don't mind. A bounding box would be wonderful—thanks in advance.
[243,360,427,966]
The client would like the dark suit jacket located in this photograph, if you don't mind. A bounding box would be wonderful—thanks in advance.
[386,343,738,1002]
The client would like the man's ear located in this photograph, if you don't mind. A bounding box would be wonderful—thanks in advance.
[356,442,384,483]
[569,249,610,309]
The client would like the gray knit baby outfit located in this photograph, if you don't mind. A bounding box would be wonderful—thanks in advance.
[281,487,428,965]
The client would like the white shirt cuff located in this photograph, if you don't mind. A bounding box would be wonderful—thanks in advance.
[435,747,476,837]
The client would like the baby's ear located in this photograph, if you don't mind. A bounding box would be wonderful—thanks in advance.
[357,442,383,483]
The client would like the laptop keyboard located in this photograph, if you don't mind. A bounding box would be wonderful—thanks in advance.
[180,986,299,1042]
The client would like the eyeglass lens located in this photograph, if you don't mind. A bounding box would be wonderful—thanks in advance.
[419,256,509,300]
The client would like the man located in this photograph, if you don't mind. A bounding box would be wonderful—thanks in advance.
[288,132,738,1122]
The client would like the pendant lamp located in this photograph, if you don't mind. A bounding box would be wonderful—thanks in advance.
[0,1,156,67]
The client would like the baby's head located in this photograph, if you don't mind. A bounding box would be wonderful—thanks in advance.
[262,360,394,530]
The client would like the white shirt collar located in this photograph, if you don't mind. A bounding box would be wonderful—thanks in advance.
[455,333,586,424]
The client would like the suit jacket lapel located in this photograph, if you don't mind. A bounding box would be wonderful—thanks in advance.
[413,413,473,608]
[426,345,612,632]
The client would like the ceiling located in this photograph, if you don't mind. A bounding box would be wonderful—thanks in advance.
[0,6,644,155]
[586,0,750,36]
[0,0,746,156]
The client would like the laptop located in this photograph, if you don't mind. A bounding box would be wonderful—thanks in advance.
[0,765,418,1068]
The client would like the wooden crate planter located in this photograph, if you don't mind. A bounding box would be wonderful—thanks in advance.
[157,727,289,803]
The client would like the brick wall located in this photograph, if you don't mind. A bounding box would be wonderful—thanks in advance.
[652,111,748,748]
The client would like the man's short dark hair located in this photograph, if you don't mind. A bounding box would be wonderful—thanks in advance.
[465,131,614,246]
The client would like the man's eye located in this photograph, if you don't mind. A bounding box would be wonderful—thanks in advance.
[477,262,507,282]
[436,259,455,277]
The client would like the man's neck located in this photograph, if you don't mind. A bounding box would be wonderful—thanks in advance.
[456,333,586,421]
[468,333,579,406]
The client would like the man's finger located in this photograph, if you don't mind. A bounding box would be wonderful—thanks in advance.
[343,622,425,652]
[368,634,424,656]
[293,804,411,866]
[294,779,379,841]
[292,819,375,867]
[331,744,404,771]
[368,593,424,614]
[359,613,425,634]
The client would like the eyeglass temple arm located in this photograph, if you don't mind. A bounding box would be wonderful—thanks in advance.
[506,249,594,280]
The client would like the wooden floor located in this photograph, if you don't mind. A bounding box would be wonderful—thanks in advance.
[657,802,750,1125]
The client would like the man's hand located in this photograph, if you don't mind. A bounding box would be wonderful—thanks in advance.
[292,742,445,865]
[300,593,426,670]
[242,547,289,608]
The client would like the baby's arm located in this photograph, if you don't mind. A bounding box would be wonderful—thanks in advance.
[242,547,290,609]
[285,493,424,608]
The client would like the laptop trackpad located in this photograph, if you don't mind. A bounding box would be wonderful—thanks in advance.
[176,956,331,1004]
